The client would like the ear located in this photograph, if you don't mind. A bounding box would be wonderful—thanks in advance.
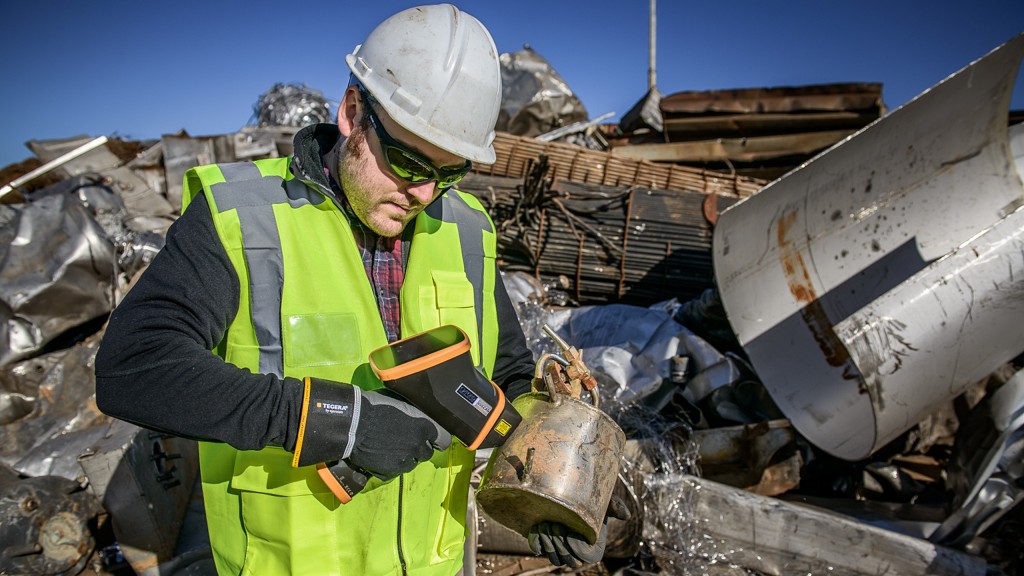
[337,85,362,137]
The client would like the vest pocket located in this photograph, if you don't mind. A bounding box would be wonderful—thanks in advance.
[284,312,363,368]
[230,448,340,573]
[230,447,333,496]
[237,489,338,576]
[430,271,479,364]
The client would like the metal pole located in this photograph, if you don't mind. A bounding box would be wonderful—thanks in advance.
[649,0,657,90]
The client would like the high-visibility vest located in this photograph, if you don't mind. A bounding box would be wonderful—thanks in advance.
[182,158,500,575]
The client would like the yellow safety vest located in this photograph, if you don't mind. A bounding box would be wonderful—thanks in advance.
[182,158,499,575]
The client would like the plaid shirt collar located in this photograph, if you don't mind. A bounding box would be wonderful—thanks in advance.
[323,142,405,343]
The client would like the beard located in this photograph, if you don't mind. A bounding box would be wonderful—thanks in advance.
[343,122,367,159]
[337,125,416,238]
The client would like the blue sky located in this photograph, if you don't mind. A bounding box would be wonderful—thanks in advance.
[1,1,1022,168]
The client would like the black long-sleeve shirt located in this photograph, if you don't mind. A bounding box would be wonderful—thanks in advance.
[94,130,535,454]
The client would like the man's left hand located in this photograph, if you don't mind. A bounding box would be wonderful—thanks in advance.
[527,493,631,568]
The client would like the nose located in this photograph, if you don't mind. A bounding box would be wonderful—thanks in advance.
[405,180,439,206]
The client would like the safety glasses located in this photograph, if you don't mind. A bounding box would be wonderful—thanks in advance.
[360,89,472,190]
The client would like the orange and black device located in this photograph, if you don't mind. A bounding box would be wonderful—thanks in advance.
[319,325,522,503]
[370,325,522,450]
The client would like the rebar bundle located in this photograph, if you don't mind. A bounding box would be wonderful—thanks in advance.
[461,157,741,306]
[477,132,764,199]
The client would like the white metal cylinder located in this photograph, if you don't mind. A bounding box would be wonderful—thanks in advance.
[712,34,1024,460]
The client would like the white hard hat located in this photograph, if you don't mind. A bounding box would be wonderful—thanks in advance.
[346,4,502,164]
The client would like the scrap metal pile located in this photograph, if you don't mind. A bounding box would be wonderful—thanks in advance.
[0,39,1023,576]
[608,83,886,181]
[462,37,1024,576]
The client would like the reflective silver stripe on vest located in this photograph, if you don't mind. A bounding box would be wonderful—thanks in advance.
[426,192,492,368]
[215,163,322,209]
[209,162,323,378]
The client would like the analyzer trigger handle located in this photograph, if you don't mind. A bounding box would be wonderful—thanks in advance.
[316,460,370,504]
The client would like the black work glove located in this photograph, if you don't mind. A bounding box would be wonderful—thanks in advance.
[292,378,451,480]
[527,493,631,568]
[349,387,452,479]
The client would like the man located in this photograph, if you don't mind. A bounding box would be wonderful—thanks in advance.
[96,4,612,575]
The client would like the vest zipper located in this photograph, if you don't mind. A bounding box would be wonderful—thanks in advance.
[397,475,407,575]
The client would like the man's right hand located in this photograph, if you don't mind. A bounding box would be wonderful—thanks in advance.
[291,378,451,480]
[348,389,452,479]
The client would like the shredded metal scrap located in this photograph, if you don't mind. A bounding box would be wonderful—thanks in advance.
[253,82,332,128]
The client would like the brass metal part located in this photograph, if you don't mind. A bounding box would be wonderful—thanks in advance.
[540,324,598,398]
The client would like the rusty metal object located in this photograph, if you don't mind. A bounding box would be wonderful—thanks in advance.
[659,83,885,116]
[475,389,625,544]
[541,361,573,397]
[0,474,104,575]
[459,170,743,307]
[477,132,765,197]
[775,210,861,383]
[472,461,645,560]
[477,326,624,543]
[2,334,110,472]
[610,129,859,164]
[691,420,800,496]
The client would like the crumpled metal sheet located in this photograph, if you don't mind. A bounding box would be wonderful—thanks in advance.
[930,368,1024,547]
[496,46,589,138]
[161,133,231,212]
[0,192,114,368]
[0,173,159,367]
[619,86,664,134]
[0,333,109,469]
[98,167,176,235]
[253,82,332,129]
[25,134,124,179]
[14,424,112,481]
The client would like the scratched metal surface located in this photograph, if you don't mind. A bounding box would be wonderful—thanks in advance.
[712,34,1024,460]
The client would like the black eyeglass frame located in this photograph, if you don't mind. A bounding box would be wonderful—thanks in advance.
[359,88,472,190]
